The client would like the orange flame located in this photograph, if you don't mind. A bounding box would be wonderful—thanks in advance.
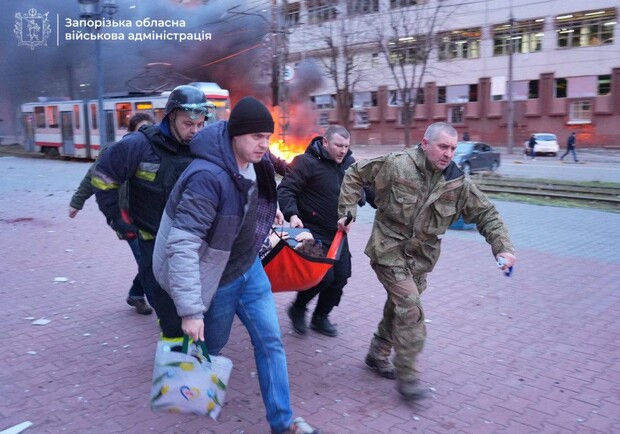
[268,106,317,162]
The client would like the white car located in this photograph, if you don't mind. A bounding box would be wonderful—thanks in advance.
[524,133,560,157]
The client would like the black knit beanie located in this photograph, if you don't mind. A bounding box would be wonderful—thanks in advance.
[227,96,274,138]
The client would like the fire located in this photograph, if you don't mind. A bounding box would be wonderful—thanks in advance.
[269,139,307,162]
[268,105,317,162]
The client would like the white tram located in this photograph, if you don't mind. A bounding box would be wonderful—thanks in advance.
[20,82,230,159]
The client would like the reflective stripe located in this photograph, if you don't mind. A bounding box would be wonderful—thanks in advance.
[139,229,155,240]
[91,177,119,191]
[136,170,157,182]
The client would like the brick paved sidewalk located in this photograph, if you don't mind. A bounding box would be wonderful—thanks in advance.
[1,157,619,434]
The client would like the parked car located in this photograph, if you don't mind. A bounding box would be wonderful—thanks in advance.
[523,133,559,156]
[452,141,501,175]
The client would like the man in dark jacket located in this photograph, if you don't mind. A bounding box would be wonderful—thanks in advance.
[153,96,321,434]
[92,85,211,334]
[560,132,579,162]
[278,125,355,337]
[528,134,537,160]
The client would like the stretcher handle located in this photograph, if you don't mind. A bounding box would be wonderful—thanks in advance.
[326,212,352,260]
[344,211,353,226]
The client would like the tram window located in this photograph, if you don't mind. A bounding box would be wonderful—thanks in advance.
[90,104,98,130]
[47,106,59,128]
[136,102,153,111]
[154,109,165,123]
[34,107,46,128]
[116,103,132,129]
[73,105,81,129]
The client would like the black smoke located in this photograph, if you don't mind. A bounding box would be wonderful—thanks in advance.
[0,0,322,140]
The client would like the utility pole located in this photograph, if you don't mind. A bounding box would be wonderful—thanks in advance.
[506,12,515,154]
[271,0,289,144]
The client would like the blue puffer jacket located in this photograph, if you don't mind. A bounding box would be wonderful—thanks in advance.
[153,121,275,319]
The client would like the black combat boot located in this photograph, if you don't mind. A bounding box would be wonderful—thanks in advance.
[288,304,307,335]
[310,314,338,337]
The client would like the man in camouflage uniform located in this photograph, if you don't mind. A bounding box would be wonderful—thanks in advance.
[336,122,516,400]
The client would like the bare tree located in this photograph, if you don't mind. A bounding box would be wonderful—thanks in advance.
[375,1,450,148]
[311,11,371,131]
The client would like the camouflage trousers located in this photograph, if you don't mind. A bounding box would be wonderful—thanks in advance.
[369,263,427,382]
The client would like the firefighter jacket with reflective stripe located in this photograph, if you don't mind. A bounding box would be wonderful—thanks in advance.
[92,123,193,238]
[338,145,515,274]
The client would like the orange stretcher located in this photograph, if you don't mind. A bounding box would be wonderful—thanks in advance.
[262,213,352,293]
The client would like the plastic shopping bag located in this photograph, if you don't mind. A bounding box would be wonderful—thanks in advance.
[150,335,233,420]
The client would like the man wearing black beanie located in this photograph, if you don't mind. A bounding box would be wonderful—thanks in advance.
[153,96,321,434]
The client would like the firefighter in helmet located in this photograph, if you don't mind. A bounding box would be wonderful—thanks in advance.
[92,85,213,331]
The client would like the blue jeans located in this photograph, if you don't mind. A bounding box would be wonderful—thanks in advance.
[127,238,145,300]
[203,257,292,433]
[561,147,578,162]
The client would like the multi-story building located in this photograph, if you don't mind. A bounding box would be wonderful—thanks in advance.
[284,0,619,148]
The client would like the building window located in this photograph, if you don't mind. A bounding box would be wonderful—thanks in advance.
[353,91,378,108]
[390,0,418,9]
[493,19,544,56]
[286,2,301,27]
[348,0,378,14]
[415,88,425,104]
[556,9,616,48]
[371,53,379,68]
[468,84,478,102]
[438,28,481,60]
[437,86,446,103]
[306,0,339,24]
[598,75,611,95]
[569,100,592,123]
[318,112,330,127]
[449,106,464,124]
[528,80,539,99]
[355,110,370,127]
[388,36,427,65]
[556,78,567,98]
[312,94,336,109]
[388,89,424,106]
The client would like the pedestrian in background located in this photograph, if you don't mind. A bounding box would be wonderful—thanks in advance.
[153,96,321,434]
[278,125,356,338]
[560,132,579,162]
[92,85,212,333]
[337,122,516,401]
[462,130,470,141]
[68,112,155,315]
[528,134,537,160]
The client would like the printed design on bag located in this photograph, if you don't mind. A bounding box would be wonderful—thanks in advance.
[211,373,227,391]
[180,385,201,401]
[161,361,196,371]
[151,384,170,403]
[152,368,177,384]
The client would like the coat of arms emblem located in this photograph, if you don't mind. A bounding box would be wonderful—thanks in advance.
[14,8,52,50]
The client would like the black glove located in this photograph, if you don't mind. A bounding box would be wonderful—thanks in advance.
[111,217,138,240]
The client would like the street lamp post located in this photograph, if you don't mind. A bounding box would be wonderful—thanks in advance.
[77,0,117,155]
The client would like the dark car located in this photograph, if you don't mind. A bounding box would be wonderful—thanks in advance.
[452,141,500,175]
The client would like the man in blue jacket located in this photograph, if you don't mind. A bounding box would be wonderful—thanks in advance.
[153,97,321,434]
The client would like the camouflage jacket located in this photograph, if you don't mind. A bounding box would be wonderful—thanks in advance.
[338,145,514,274]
